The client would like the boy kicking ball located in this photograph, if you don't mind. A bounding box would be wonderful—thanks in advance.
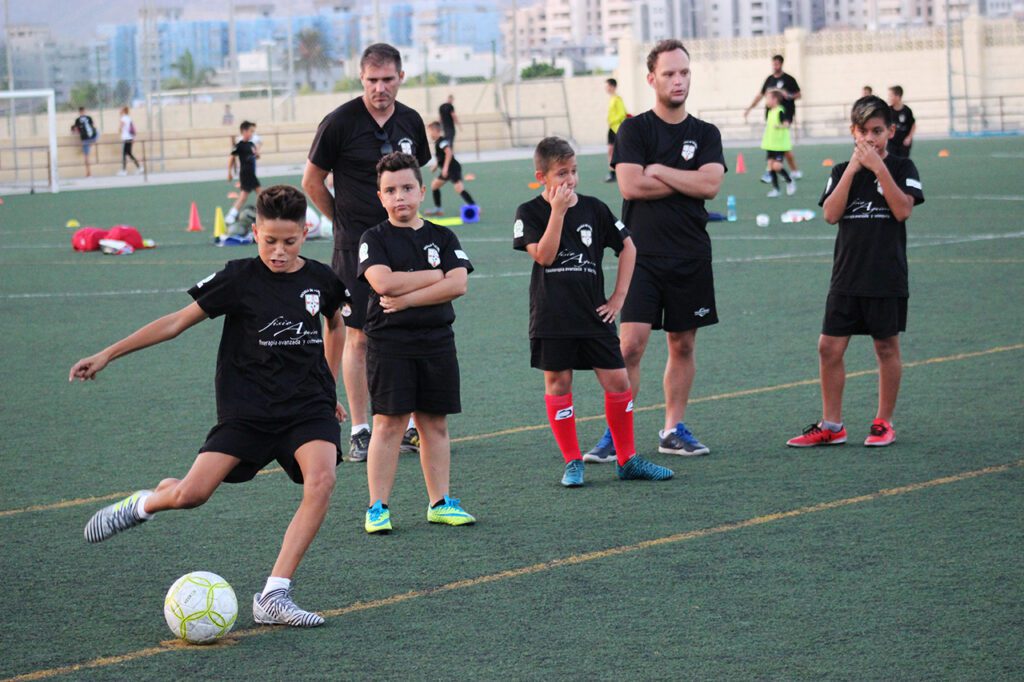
[786,96,924,449]
[358,152,476,533]
[513,137,673,486]
[71,185,348,628]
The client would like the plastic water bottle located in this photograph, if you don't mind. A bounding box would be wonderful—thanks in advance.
[726,195,737,222]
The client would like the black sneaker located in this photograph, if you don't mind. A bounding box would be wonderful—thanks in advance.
[348,428,371,463]
[400,427,420,454]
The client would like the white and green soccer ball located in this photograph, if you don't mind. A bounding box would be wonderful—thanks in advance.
[163,571,238,644]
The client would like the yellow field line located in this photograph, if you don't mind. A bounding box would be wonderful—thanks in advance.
[3,343,1021,520]
[6,457,1021,682]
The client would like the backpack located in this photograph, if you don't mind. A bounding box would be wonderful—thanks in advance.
[129,121,136,137]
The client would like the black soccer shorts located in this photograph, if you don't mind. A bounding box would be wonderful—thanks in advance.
[367,349,462,415]
[822,293,907,339]
[621,256,718,332]
[530,336,625,371]
[200,416,342,484]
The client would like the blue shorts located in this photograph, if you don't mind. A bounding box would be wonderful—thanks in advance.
[81,136,98,156]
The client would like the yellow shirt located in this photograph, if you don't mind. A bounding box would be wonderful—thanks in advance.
[608,94,627,133]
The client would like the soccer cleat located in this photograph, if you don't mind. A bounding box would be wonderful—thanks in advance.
[116,169,127,176]
[760,171,772,184]
[400,427,420,455]
[84,490,151,543]
[364,500,392,534]
[766,188,781,198]
[423,208,444,217]
[582,428,616,463]
[347,428,370,463]
[790,170,803,180]
[786,181,797,196]
[617,455,674,481]
[659,422,710,456]
[864,419,896,447]
[786,423,848,448]
[604,173,616,183]
[253,587,325,628]
[427,495,476,526]
[561,459,585,487]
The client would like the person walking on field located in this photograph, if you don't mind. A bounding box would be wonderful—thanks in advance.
[118,106,142,176]
[744,55,802,181]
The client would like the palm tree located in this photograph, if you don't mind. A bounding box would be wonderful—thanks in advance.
[164,49,214,90]
[295,28,332,89]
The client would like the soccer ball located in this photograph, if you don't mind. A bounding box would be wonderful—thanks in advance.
[163,571,238,644]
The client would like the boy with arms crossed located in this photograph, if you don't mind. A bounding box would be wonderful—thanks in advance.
[787,96,924,448]
[514,137,673,486]
[358,152,476,533]
[71,186,348,627]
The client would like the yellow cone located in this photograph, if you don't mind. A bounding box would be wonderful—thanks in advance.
[214,206,228,239]
[66,219,80,228]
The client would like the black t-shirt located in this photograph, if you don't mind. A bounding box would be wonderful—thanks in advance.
[818,155,925,297]
[761,73,800,119]
[231,140,257,174]
[434,137,461,176]
[612,111,726,260]
[74,115,97,140]
[439,102,455,130]
[188,257,349,422]
[513,194,629,339]
[308,97,430,250]
[357,220,473,357]
[889,105,916,150]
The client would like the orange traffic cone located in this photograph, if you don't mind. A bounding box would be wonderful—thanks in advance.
[187,202,203,232]
[938,149,950,157]
[822,158,834,167]
[735,153,746,174]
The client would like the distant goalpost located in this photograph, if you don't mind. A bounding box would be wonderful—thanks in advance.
[0,89,60,193]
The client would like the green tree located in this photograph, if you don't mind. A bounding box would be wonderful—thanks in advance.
[68,82,110,109]
[163,49,214,90]
[521,62,563,80]
[295,28,332,89]
[113,80,133,106]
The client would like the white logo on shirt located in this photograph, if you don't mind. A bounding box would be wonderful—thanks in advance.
[302,288,321,317]
[906,178,922,190]
[454,249,468,260]
[876,180,884,196]
[424,243,441,268]
[341,303,352,318]
[398,137,414,155]
[359,242,369,263]
[694,307,711,317]
[825,176,834,194]
[681,140,697,161]
[577,224,593,247]
[195,272,216,288]
[513,219,524,239]
[555,406,574,420]
[615,219,626,233]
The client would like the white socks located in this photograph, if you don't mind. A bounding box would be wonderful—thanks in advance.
[351,423,369,436]
[263,576,291,596]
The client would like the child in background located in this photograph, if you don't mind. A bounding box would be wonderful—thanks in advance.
[761,89,796,197]
[424,121,476,217]
[227,121,261,224]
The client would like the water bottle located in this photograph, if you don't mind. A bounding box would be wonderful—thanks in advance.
[726,195,737,222]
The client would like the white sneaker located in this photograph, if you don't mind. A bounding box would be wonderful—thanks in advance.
[116,170,127,176]
[767,189,781,198]
[791,170,803,180]
[84,490,151,543]
[136,164,144,174]
[253,587,325,627]
[786,181,797,196]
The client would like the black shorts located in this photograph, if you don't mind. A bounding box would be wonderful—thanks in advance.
[332,247,371,329]
[822,293,907,339]
[239,168,260,193]
[200,416,342,485]
[607,129,617,145]
[530,336,625,371]
[367,348,461,415]
[621,257,718,332]
[442,163,463,183]
[765,151,786,162]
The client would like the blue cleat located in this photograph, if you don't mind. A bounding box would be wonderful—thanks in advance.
[617,455,674,481]
[658,422,710,456]
[561,459,585,487]
[582,428,616,463]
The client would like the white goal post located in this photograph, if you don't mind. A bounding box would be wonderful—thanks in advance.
[0,88,59,193]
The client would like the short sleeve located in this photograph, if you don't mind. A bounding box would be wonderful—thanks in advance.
[188,262,241,318]
[892,159,925,206]
[415,119,431,167]
[598,201,628,254]
[787,75,801,94]
[906,107,917,126]
[611,116,646,167]
[356,229,389,281]
[695,124,727,171]
[819,165,845,207]
[308,114,343,171]
[318,264,350,317]
[512,202,546,252]
[230,142,239,157]
[441,230,474,275]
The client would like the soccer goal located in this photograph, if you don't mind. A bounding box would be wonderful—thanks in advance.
[0,89,60,193]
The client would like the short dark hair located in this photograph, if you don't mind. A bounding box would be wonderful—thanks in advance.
[376,152,422,188]
[240,120,256,132]
[533,136,575,174]
[646,39,690,73]
[889,85,904,98]
[863,85,873,94]
[256,185,307,224]
[851,95,894,128]
[427,120,442,130]
[361,43,402,73]
[772,54,784,63]
[606,78,617,88]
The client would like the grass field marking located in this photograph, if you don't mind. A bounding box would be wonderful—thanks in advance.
[2,343,1020,519]
[6,458,1022,682]
[935,194,1024,201]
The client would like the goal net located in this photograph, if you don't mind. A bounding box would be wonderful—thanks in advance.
[0,89,59,193]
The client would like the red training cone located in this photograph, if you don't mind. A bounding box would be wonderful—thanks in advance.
[187,202,204,232]
[735,153,746,174]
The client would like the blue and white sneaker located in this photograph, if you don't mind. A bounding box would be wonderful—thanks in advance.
[658,422,710,456]
[253,586,325,628]
[84,490,151,543]
[617,455,674,481]
[582,428,616,463]
[760,171,773,184]
[561,459,585,487]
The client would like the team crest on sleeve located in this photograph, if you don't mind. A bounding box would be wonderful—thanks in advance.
[681,140,698,161]
[906,178,922,190]
[513,219,524,239]
[301,288,321,316]
[424,243,441,268]
[615,219,626,233]
[455,249,469,260]
[195,272,216,288]
[577,224,593,247]
[359,242,369,263]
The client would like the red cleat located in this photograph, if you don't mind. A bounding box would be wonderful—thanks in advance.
[786,423,847,448]
[864,419,896,447]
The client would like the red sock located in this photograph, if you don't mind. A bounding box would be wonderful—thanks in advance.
[545,393,580,463]
[605,390,635,466]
